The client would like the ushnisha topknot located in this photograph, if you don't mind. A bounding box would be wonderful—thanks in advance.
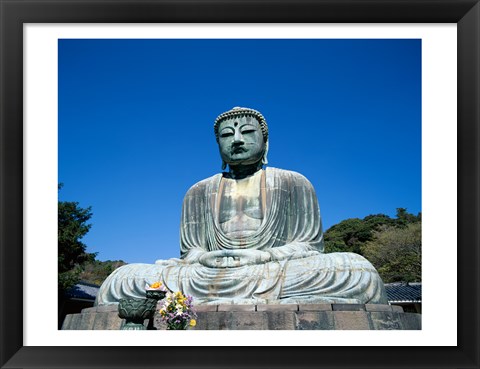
[214,107,268,143]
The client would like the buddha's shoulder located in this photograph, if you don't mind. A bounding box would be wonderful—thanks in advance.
[266,167,312,184]
[185,173,223,195]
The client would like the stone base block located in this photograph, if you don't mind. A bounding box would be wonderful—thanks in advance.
[62,303,421,330]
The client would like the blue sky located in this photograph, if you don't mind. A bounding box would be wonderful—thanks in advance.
[58,39,421,264]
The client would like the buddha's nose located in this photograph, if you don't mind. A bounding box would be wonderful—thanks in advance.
[233,130,244,143]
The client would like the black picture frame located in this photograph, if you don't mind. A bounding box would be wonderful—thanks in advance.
[1,1,478,368]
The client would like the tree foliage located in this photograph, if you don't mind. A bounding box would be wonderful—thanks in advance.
[58,184,97,296]
[80,260,127,286]
[361,223,421,283]
[324,208,420,253]
[324,208,421,282]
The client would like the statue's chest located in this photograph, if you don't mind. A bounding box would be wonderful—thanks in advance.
[218,174,263,237]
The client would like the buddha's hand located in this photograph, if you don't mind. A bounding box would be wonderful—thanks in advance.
[198,249,271,268]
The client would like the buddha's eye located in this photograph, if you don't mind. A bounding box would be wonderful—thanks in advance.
[241,129,256,135]
[220,131,234,138]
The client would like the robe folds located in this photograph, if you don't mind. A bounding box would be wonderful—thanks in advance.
[95,168,388,305]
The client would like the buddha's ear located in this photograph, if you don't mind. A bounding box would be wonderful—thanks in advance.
[262,140,269,166]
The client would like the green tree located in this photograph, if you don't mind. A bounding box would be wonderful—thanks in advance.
[323,209,421,257]
[395,207,421,228]
[80,259,127,286]
[58,184,97,296]
[361,222,421,283]
[324,218,364,253]
[324,214,395,254]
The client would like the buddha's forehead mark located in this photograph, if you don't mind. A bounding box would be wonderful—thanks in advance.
[220,116,260,130]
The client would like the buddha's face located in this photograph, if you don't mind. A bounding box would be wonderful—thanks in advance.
[218,115,266,167]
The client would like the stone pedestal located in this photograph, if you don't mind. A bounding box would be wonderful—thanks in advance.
[62,303,421,330]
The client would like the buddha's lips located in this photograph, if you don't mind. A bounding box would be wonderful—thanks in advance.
[231,146,247,154]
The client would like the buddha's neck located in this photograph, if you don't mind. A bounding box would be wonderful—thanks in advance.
[227,162,263,179]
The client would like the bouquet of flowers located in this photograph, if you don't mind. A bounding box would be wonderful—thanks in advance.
[159,291,197,330]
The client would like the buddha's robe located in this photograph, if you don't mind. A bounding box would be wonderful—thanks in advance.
[95,168,388,305]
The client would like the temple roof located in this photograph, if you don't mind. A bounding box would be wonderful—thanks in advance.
[66,281,100,301]
[384,282,422,303]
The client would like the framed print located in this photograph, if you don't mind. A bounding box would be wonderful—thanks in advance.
[1,1,478,368]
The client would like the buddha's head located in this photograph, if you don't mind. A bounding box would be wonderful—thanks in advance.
[214,107,269,170]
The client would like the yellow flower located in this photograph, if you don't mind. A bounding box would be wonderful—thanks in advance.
[150,282,162,289]
[189,319,196,327]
